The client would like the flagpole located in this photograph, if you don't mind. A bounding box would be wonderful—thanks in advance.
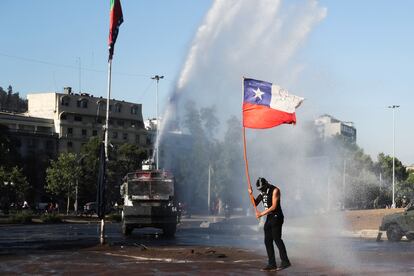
[243,127,258,213]
[100,59,112,245]
[241,77,258,213]
[105,59,112,161]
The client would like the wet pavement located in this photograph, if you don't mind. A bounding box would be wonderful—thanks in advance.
[0,219,413,275]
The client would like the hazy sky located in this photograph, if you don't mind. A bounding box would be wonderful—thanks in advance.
[1,0,413,165]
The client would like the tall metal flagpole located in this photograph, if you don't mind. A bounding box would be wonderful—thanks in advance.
[100,59,112,245]
[105,60,112,161]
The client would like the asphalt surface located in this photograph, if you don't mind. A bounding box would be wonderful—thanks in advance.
[0,218,413,275]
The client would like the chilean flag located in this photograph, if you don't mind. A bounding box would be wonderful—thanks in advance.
[243,78,304,129]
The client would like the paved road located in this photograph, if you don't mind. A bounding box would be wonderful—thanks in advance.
[0,221,413,275]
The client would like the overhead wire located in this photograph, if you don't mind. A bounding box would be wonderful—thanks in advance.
[0,52,151,78]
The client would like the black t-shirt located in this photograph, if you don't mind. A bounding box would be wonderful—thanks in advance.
[259,184,284,218]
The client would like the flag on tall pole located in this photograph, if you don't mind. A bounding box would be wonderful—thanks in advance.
[241,77,304,213]
[243,78,303,129]
[108,0,124,60]
[98,0,123,245]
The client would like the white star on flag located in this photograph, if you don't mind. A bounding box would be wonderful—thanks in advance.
[253,87,265,100]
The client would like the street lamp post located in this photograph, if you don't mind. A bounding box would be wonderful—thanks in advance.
[388,105,400,208]
[151,75,164,170]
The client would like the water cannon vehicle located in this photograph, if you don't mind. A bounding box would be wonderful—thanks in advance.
[120,161,180,237]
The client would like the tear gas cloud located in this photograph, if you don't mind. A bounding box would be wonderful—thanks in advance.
[159,0,364,271]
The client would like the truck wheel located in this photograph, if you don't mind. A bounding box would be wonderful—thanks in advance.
[163,224,176,238]
[122,223,133,236]
[386,224,403,242]
[406,233,414,241]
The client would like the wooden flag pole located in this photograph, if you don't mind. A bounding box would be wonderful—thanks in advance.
[243,127,258,213]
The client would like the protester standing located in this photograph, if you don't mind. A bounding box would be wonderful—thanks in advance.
[248,177,291,271]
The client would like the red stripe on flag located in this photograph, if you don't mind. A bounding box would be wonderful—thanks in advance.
[108,0,123,60]
[242,103,296,129]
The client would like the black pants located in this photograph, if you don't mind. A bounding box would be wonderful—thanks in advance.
[264,215,290,267]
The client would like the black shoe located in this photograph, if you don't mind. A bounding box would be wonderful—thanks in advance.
[276,262,291,271]
[261,265,277,271]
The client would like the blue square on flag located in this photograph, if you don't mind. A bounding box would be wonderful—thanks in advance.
[242,77,304,129]
[244,78,271,106]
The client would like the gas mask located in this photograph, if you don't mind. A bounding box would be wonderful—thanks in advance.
[256,177,268,192]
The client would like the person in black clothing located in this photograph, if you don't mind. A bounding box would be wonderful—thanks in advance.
[248,177,291,271]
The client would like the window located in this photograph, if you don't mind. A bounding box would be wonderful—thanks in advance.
[117,120,124,127]
[20,124,35,131]
[67,141,73,148]
[74,115,82,122]
[82,129,87,137]
[77,98,88,108]
[61,114,67,120]
[115,103,122,113]
[123,133,128,140]
[97,100,106,111]
[61,96,70,106]
[67,128,73,136]
[112,132,118,139]
[131,105,138,115]
[37,126,51,133]
[92,130,98,136]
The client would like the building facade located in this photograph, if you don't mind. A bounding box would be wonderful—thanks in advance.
[27,87,150,153]
[314,114,357,143]
[0,111,58,159]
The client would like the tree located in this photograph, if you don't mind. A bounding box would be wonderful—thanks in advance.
[213,116,244,208]
[0,166,29,214]
[374,153,408,184]
[0,85,27,112]
[397,172,414,205]
[106,143,148,204]
[181,102,210,211]
[200,106,219,138]
[318,134,380,209]
[46,152,81,214]
[75,137,149,207]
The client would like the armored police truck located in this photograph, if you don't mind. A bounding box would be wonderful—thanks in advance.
[379,202,414,241]
[120,163,179,237]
